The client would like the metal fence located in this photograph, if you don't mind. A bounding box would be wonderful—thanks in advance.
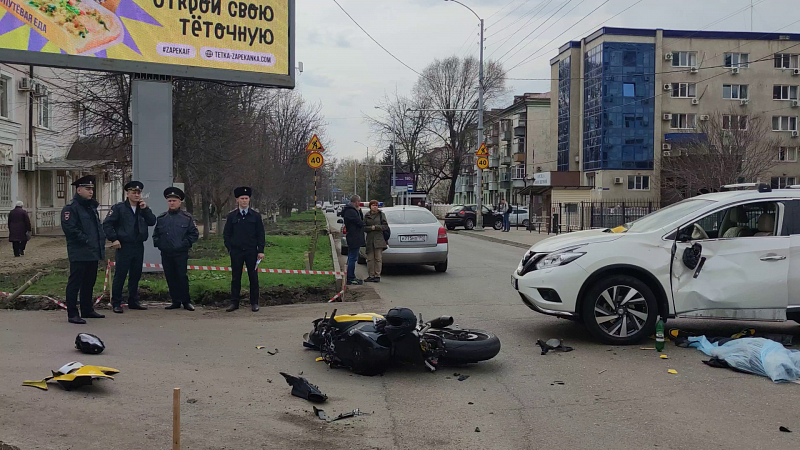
[547,200,661,233]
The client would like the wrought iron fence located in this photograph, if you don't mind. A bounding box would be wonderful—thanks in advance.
[531,200,661,234]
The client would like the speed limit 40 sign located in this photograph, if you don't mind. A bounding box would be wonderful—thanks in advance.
[307,152,324,169]
[476,156,489,170]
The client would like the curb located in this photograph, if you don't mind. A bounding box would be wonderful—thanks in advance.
[327,224,344,293]
[450,230,533,249]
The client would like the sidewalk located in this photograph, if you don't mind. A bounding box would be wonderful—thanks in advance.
[449,226,553,249]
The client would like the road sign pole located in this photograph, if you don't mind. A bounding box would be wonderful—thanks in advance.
[314,169,317,230]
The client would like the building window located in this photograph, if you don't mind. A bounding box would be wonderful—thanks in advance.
[512,164,525,180]
[623,83,635,97]
[772,116,798,131]
[773,85,798,101]
[557,56,571,172]
[771,176,796,188]
[37,92,51,128]
[0,75,9,118]
[778,147,798,162]
[78,107,88,136]
[671,82,696,98]
[671,51,697,68]
[586,172,596,187]
[57,170,66,198]
[774,53,799,69]
[724,52,749,68]
[670,113,696,129]
[39,170,53,207]
[722,115,748,130]
[0,165,10,207]
[723,84,748,100]
[628,175,650,190]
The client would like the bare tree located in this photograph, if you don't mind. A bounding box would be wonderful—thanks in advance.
[661,109,783,202]
[414,56,506,203]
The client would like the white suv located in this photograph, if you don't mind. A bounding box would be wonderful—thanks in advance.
[512,185,800,344]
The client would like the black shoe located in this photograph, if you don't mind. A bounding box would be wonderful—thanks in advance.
[226,302,240,312]
[84,311,105,319]
[373,277,381,283]
[251,304,259,312]
[165,304,182,310]
[68,316,86,324]
[113,306,124,314]
[20,251,24,255]
[346,279,364,286]
[183,303,195,311]
[128,302,148,310]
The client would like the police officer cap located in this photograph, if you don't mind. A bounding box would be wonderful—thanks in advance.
[124,180,144,191]
[164,186,185,201]
[71,175,96,188]
[234,186,252,198]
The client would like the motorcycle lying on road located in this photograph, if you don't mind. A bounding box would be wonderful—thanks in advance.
[303,307,501,375]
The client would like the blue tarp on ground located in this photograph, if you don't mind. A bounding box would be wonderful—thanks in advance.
[688,336,800,383]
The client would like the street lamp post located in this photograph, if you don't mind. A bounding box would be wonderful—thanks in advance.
[355,141,369,201]
[445,0,484,230]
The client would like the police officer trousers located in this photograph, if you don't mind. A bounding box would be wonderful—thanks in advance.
[162,251,190,306]
[66,260,99,318]
[112,242,144,307]
[231,251,259,305]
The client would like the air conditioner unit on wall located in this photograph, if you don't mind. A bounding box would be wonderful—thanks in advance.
[18,155,34,171]
[792,130,799,138]
[614,177,624,185]
[691,98,699,105]
[662,143,672,150]
[690,66,699,74]
[32,82,46,97]
[662,151,672,157]
[793,68,800,76]
[663,84,672,91]
[664,53,673,61]
[792,100,799,108]
[740,99,749,106]
[18,77,32,91]
[663,113,672,120]
[700,114,710,121]
[731,67,740,75]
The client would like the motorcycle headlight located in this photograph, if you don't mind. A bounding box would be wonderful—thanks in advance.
[535,247,585,270]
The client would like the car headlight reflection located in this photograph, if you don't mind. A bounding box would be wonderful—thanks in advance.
[535,247,585,270]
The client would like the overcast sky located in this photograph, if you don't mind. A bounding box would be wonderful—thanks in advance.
[294,0,796,159]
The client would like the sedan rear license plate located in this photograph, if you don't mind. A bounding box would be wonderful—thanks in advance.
[399,235,427,243]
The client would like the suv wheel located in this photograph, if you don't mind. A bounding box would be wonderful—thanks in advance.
[582,275,658,345]
[493,219,503,230]
[464,218,475,230]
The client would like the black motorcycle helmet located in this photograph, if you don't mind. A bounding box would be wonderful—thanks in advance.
[75,333,105,354]
[384,308,417,341]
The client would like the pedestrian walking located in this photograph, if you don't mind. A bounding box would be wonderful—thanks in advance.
[223,187,265,312]
[364,200,388,283]
[60,175,106,324]
[8,201,31,257]
[102,181,157,314]
[341,195,365,285]
[499,199,511,232]
[153,187,198,311]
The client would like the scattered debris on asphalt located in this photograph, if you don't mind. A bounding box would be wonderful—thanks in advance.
[312,407,370,422]
[536,339,574,355]
[551,381,565,386]
[660,355,669,359]
[667,369,678,375]
[313,406,327,420]
[267,349,280,356]
[256,346,265,350]
[468,402,474,405]
[687,336,800,383]
[186,398,198,404]
[598,369,607,374]
[75,333,105,354]
[640,347,656,350]
[780,426,792,433]
[22,362,119,391]
[475,427,481,432]
[458,375,470,381]
[280,372,327,403]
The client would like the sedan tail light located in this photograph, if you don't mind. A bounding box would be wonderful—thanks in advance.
[437,227,448,244]
[458,211,465,216]
[342,226,347,235]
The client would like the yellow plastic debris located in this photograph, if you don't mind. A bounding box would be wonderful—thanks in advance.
[256,346,265,349]
[660,355,669,359]
[668,369,678,374]
[22,379,50,390]
[315,357,324,362]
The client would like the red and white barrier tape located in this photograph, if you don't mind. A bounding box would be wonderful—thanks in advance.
[94,260,112,305]
[0,290,69,310]
[328,285,346,303]
[111,262,345,276]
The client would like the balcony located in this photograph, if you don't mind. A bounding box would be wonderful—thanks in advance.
[500,155,512,166]
[488,135,499,147]
[488,182,499,191]
[484,171,497,183]
[499,181,511,190]
[513,152,525,163]
[514,125,526,137]
[512,179,526,189]
[499,172,511,182]
[489,156,499,168]
[516,141,525,154]
[502,130,512,141]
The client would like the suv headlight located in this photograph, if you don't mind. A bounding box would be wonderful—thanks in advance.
[535,247,585,270]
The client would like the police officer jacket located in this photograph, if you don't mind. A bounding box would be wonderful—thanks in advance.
[152,210,199,255]
[223,209,265,254]
[61,193,106,261]
[102,202,157,244]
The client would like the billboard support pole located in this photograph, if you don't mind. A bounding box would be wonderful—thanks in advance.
[132,76,173,271]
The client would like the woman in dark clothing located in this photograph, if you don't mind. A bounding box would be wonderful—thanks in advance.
[8,201,31,257]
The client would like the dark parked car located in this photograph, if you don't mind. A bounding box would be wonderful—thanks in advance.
[444,205,502,230]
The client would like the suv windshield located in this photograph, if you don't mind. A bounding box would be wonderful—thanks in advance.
[624,199,714,233]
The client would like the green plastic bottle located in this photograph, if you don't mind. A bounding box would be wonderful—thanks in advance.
[655,318,665,352]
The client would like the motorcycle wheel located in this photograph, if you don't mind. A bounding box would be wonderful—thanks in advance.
[425,328,501,364]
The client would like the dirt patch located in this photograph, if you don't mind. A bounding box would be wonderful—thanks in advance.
[0,295,62,310]
[0,442,21,450]
[0,237,68,275]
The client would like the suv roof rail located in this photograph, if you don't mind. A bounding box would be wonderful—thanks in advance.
[720,183,771,192]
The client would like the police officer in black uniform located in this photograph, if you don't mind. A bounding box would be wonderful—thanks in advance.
[153,187,199,311]
[223,187,265,312]
[60,175,106,324]
[103,181,157,314]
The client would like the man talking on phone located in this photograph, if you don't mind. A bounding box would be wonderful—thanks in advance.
[103,181,157,314]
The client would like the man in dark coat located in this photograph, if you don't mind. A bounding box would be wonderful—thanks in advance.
[8,201,31,257]
[153,187,199,311]
[60,175,106,324]
[341,195,366,285]
[223,186,265,312]
[103,180,157,314]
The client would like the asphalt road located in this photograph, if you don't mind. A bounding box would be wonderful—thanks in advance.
[1,213,798,449]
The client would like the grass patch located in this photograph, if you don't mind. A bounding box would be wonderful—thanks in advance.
[0,212,334,302]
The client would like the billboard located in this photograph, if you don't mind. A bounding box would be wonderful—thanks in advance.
[393,172,413,188]
[0,0,293,87]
